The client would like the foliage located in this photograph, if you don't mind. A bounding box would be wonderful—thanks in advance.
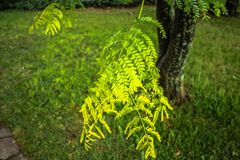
[7,0,84,10]
[11,0,51,10]
[2,0,155,10]
[0,8,239,159]
[29,2,72,36]
[168,0,227,19]
[27,1,173,157]
[78,16,172,159]
[80,0,155,6]
[1,0,228,14]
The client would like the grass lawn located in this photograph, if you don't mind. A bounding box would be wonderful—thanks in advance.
[0,6,240,159]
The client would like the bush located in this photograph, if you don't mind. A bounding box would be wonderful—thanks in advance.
[81,0,140,6]
[75,0,155,7]
[2,0,155,10]
[0,0,18,10]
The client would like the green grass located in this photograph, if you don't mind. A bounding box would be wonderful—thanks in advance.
[0,7,239,159]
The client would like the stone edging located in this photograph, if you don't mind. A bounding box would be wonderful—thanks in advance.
[0,127,27,160]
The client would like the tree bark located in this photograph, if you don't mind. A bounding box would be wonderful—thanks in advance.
[226,0,239,16]
[156,1,196,102]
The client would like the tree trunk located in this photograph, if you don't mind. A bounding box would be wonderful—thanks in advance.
[156,1,196,102]
[226,0,239,16]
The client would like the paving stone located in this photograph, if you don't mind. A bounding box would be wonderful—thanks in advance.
[0,137,19,160]
[8,154,27,160]
[0,128,12,139]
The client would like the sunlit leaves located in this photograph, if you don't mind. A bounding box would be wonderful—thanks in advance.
[137,16,166,38]
[29,2,71,36]
[99,119,112,133]
[173,0,227,19]
[125,116,140,134]
[79,16,172,159]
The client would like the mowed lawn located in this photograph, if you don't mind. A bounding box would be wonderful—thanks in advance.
[0,6,240,159]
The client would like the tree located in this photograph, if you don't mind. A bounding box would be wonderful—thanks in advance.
[156,0,226,102]
[156,1,195,101]
[226,0,239,16]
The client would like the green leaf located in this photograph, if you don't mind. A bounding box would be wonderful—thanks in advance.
[99,119,112,133]
[80,128,85,143]
[89,131,102,139]
[136,135,147,150]
[147,128,161,142]
[126,126,142,140]
[116,105,135,119]
[95,126,105,139]
[153,107,161,124]
[125,116,140,134]
[143,117,155,128]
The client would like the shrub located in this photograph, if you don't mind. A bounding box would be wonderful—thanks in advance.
[4,0,155,10]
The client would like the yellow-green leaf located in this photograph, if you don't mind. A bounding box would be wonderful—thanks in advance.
[147,128,161,142]
[136,135,147,150]
[99,119,112,133]
[89,131,101,139]
[95,126,105,139]
[126,126,142,140]
[125,116,140,134]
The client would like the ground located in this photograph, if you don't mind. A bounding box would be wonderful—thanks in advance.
[0,6,239,159]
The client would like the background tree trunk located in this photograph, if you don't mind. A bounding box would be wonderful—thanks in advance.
[226,0,239,16]
[156,1,196,102]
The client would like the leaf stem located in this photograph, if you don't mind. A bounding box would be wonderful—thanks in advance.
[138,0,145,19]
[129,94,147,136]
